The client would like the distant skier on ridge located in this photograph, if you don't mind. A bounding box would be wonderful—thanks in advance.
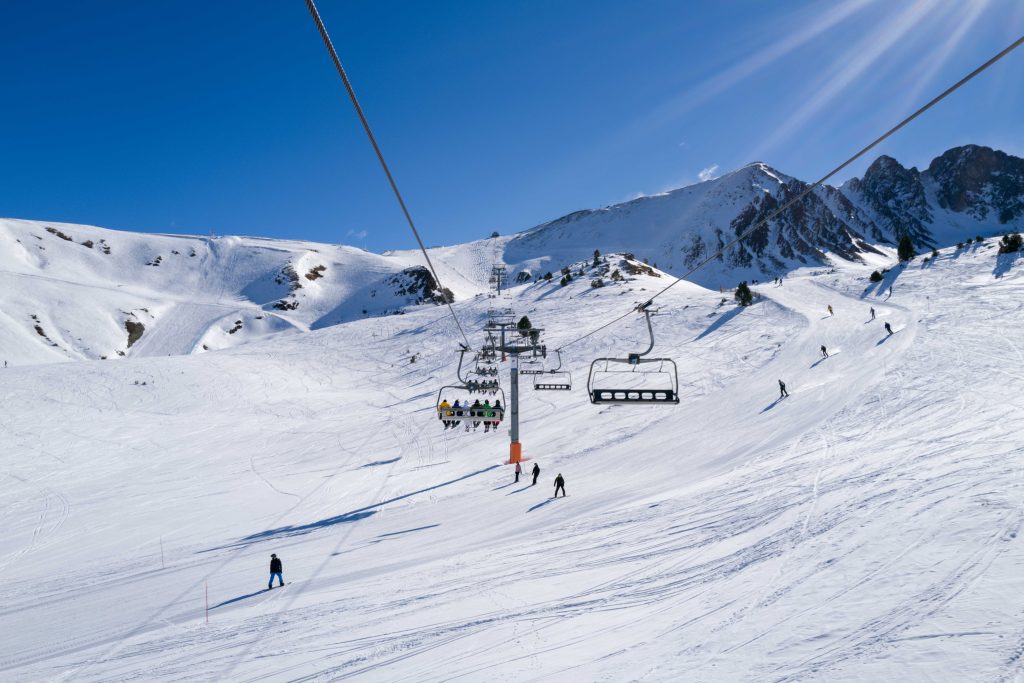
[268,553,284,589]
[778,379,788,398]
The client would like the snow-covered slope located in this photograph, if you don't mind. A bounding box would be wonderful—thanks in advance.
[3,235,1024,680]
[0,218,499,365]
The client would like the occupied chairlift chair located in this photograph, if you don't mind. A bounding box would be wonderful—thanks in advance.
[436,348,506,425]
[533,350,572,391]
[587,305,679,404]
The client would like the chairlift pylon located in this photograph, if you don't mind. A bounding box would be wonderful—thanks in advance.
[587,306,679,404]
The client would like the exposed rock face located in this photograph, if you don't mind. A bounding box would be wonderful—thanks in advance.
[843,145,1024,248]
[926,145,1024,223]
[387,266,454,305]
[505,145,1024,286]
[125,320,145,348]
[844,156,932,247]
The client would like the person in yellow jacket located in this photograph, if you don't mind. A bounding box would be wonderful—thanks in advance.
[438,399,451,429]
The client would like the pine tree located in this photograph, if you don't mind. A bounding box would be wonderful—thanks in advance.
[517,315,532,337]
[999,233,1022,254]
[593,249,601,267]
[735,281,753,307]
[897,234,915,261]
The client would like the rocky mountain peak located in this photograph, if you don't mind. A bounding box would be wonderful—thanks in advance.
[926,145,1024,222]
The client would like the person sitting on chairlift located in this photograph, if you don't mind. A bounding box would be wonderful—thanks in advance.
[438,398,451,428]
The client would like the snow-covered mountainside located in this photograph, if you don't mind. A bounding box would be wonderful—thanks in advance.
[0,218,493,365]
[3,145,1021,366]
[506,145,1024,288]
[3,235,1024,681]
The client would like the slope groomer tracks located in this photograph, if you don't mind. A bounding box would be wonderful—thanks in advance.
[55,402,411,680]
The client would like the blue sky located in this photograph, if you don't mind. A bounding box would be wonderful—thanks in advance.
[2,1,1022,252]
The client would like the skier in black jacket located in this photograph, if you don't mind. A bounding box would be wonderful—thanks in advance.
[531,462,540,486]
[778,379,788,398]
[554,473,566,498]
[268,553,284,589]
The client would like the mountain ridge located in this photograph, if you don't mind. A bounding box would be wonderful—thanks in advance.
[2,144,1021,364]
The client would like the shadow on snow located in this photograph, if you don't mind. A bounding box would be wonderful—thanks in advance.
[211,589,267,610]
[376,524,440,538]
[994,251,1021,278]
[204,465,499,551]
[695,306,745,341]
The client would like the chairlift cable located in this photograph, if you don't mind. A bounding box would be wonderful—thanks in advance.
[303,0,472,348]
[556,32,1024,354]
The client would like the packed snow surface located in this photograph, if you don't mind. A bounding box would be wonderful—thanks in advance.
[3,233,1024,681]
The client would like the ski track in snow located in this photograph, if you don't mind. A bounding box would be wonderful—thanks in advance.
[2,242,1024,681]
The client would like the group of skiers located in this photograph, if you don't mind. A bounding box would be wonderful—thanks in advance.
[779,303,897,398]
[513,460,566,496]
[438,398,503,432]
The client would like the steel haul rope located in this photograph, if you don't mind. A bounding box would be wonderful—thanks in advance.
[556,32,1024,353]
[304,0,472,348]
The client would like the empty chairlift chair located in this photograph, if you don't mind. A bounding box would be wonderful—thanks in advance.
[518,359,545,375]
[587,306,679,404]
[533,350,572,391]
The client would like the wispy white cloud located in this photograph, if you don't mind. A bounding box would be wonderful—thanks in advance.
[346,229,368,240]
[698,165,720,182]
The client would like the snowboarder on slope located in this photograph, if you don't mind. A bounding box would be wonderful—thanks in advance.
[820,345,829,358]
[778,380,789,398]
[514,461,522,483]
[554,473,566,498]
[268,554,284,589]
[870,307,876,320]
[532,463,540,486]
[885,322,893,336]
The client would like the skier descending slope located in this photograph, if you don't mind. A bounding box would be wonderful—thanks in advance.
[532,462,540,486]
[820,345,829,358]
[778,379,789,398]
[554,473,566,498]
[268,554,284,589]
[885,322,894,336]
